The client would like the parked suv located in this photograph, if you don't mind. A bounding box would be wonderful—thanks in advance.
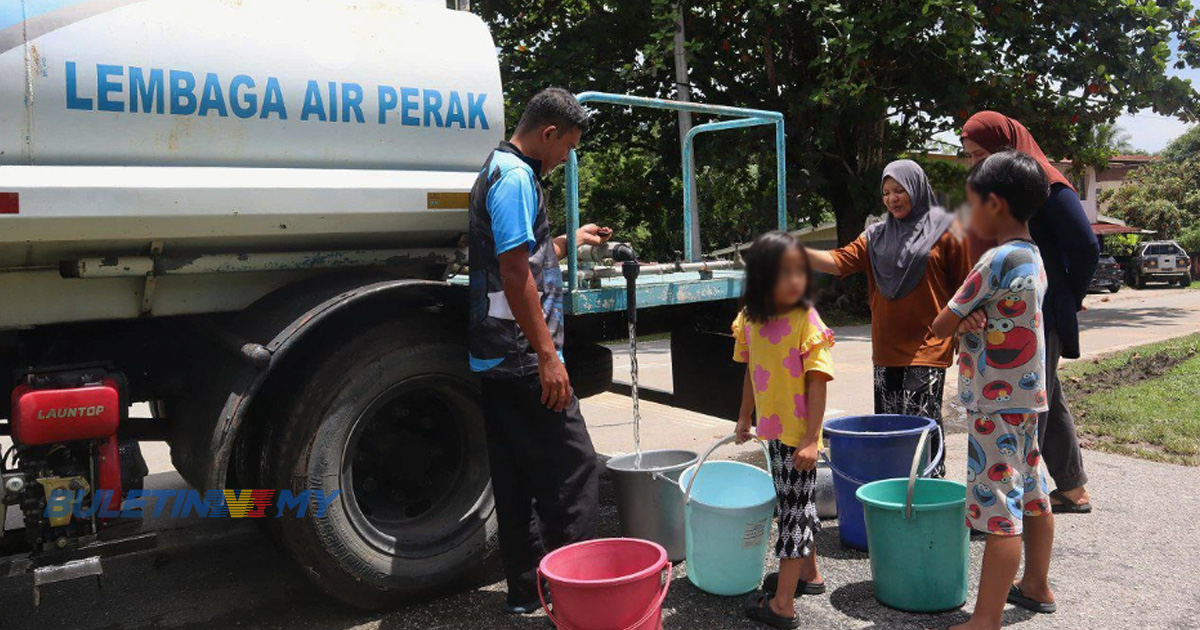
[1128,240,1193,288]
[1089,255,1123,293]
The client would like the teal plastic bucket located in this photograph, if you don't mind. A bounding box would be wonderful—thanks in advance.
[856,429,968,612]
[679,436,776,596]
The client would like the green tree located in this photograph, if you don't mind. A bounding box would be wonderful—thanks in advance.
[1100,157,1200,237]
[1131,198,1190,237]
[1178,224,1200,253]
[910,155,971,209]
[1091,123,1136,154]
[1103,233,1142,257]
[478,0,1200,250]
[1160,124,1200,160]
[1100,123,1200,239]
[1072,122,1147,173]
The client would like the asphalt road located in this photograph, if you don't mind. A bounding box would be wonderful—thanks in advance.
[592,285,1200,457]
[1,286,1198,630]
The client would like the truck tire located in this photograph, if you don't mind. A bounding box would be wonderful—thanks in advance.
[266,317,497,609]
[564,343,613,399]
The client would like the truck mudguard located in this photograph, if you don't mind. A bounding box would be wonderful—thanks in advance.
[168,275,457,490]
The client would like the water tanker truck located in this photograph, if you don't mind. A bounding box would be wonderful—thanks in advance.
[0,0,784,608]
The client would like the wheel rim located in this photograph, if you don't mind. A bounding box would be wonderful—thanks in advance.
[340,374,490,558]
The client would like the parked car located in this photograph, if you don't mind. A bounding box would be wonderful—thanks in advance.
[1089,255,1123,293]
[1127,240,1193,289]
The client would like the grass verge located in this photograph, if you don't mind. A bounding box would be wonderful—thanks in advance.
[1062,333,1200,466]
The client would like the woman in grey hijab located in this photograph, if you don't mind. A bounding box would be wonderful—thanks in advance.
[808,160,969,476]
[867,160,957,300]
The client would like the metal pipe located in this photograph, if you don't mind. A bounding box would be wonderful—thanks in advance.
[577,258,740,281]
[65,248,459,279]
[672,1,699,261]
[574,92,784,121]
[682,116,777,261]
[564,92,785,283]
[566,150,581,294]
[776,118,788,232]
[577,241,637,264]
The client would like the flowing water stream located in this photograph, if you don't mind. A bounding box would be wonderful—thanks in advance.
[628,320,642,469]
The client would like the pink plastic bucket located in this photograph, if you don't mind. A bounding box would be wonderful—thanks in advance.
[538,538,672,630]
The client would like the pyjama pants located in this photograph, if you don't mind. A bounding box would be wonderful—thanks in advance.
[1038,329,1089,491]
[966,411,1050,535]
[768,440,820,559]
[873,366,947,478]
[481,374,600,604]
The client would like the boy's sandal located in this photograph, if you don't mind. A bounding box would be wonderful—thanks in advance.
[1049,489,1092,514]
[744,592,800,629]
[1007,585,1057,614]
[762,571,827,596]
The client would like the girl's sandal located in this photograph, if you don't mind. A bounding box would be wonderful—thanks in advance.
[744,592,800,629]
[1049,489,1092,514]
[1007,585,1057,614]
[762,572,827,596]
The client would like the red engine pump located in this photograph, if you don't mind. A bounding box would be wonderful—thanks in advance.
[12,379,121,444]
[9,368,125,517]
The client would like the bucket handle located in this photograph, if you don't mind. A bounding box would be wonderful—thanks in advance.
[817,450,868,487]
[819,422,944,489]
[682,434,772,506]
[537,562,673,630]
[904,427,934,520]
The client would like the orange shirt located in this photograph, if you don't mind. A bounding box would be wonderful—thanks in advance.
[830,224,970,368]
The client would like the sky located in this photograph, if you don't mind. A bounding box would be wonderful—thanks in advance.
[1118,109,1194,153]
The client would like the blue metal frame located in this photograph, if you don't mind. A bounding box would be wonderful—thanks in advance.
[564,92,788,315]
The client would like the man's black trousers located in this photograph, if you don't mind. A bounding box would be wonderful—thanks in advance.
[480,374,599,603]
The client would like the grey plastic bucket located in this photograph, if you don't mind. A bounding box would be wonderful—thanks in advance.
[606,449,699,561]
[816,460,838,519]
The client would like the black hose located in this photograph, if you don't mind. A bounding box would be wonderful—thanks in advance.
[622,258,640,323]
[609,243,637,263]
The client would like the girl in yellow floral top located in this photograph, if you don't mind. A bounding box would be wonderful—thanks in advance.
[733,231,835,629]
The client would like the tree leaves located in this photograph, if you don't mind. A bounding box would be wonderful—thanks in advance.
[477,0,1200,251]
[1101,127,1200,239]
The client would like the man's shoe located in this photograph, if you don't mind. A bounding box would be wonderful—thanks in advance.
[504,599,542,615]
[504,587,550,615]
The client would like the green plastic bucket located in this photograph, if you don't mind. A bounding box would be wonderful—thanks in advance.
[855,429,968,613]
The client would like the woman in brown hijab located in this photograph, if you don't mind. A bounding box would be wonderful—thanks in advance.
[961,111,1100,514]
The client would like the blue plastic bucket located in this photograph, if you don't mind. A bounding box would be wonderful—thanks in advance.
[679,436,776,596]
[822,415,943,551]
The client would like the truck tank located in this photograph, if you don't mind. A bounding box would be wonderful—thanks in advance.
[0,0,504,328]
[0,0,501,169]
